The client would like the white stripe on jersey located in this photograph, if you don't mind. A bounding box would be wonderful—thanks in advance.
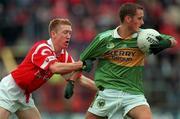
[40,56,56,69]
[41,49,52,55]
[72,58,74,63]
[64,50,74,63]
[31,43,52,63]
[65,50,68,63]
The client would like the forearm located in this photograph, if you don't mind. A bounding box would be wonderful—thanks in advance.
[68,71,82,81]
[77,75,97,91]
[49,62,82,74]
[150,35,177,54]
[160,34,177,48]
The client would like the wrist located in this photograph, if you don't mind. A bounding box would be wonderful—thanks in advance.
[82,60,93,72]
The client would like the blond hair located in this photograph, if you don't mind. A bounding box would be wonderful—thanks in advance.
[48,18,72,35]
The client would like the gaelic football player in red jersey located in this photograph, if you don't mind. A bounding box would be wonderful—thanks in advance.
[0,18,96,119]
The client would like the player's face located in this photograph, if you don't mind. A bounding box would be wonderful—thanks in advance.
[128,9,144,32]
[54,25,72,50]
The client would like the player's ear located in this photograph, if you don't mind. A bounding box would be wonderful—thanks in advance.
[51,31,56,38]
[125,16,132,23]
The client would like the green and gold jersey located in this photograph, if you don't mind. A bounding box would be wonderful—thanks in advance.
[80,27,172,95]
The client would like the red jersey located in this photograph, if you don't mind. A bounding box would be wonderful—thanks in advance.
[11,39,73,94]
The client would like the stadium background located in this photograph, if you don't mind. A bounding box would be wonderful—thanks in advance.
[0,0,180,119]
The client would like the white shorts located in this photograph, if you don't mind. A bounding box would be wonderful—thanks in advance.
[0,74,35,113]
[88,89,149,119]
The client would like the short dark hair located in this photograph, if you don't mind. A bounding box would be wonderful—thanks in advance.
[119,3,144,23]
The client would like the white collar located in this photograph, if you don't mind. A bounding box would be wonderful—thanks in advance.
[113,26,121,38]
[113,26,138,39]
[47,38,55,51]
[47,38,64,54]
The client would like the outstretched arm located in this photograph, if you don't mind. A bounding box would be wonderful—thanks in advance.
[77,75,97,91]
[49,61,83,74]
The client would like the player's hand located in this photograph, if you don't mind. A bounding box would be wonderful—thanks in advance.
[74,60,83,70]
[82,59,93,72]
[150,36,171,55]
[64,80,74,99]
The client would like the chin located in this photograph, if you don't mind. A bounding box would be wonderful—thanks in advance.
[134,28,140,33]
[63,46,68,49]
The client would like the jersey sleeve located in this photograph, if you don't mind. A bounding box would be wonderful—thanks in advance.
[80,34,107,61]
[31,43,57,70]
[160,34,175,41]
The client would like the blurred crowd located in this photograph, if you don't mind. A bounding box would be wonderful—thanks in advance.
[0,0,180,118]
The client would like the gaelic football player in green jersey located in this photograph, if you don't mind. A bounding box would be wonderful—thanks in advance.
[77,2,177,119]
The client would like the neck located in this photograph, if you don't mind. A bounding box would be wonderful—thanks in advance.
[55,49,62,54]
[51,38,62,53]
[118,25,134,39]
[55,49,63,58]
[53,45,62,55]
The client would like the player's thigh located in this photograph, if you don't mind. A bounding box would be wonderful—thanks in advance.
[16,107,41,119]
[127,105,152,119]
[86,111,108,119]
[0,107,11,119]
